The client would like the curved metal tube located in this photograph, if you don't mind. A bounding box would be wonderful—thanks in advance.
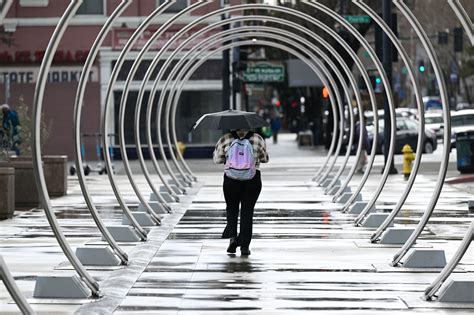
[0,256,35,314]
[154,21,346,186]
[391,0,451,266]
[164,19,364,182]
[424,7,473,299]
[31,0,100,296]
[424,221,474,299]
[132,3,341,191]
[160,25,350,175]
[352,0,424,228]
[164,38,342,177]
[121,1,208,210]
[304,1,396,213]
[73,0,130,265]
[139,3,376,196]
[99,1,182,237]
[152,29,337,174]
[137,3,216,200]
[448,0,474,45]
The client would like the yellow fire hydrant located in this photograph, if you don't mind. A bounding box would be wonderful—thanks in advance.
[177,141,186,159]
[402,144,415,180]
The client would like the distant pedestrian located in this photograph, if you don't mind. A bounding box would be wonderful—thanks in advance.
[354,117,370,173]
[1,104,20,155]
[270,115,281,144]
[213,129,269,256]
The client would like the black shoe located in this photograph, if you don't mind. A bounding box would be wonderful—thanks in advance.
[227,237,239,254]
[241,247,251,256]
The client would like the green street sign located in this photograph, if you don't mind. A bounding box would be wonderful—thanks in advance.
[344,15,371,24]
[242,63,285,83]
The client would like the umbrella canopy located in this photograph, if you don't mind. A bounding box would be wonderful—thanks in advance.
[192,109,269,131]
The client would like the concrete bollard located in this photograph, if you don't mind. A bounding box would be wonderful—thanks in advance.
[0,167,15,220]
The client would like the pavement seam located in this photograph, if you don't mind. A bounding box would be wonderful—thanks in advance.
[74,196,197,314]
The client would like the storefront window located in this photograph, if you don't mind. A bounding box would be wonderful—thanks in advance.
[76,0,104,15]
[157,0,188,12]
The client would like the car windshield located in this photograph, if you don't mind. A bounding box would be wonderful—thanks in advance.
[452,114,474,127]
[425,116,443,124]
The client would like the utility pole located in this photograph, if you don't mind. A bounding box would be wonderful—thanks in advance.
[221,0,231,111]
[382,0,398,174]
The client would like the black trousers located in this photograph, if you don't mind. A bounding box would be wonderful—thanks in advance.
[221,170,262,248]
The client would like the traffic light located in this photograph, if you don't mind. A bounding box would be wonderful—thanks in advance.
[453,27,463,52]
[418,60,425,73]
[322,86,329,99]
[438,31,448,45]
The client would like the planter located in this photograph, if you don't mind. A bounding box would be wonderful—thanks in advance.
[0,167,15,219]
[0,160,38,209]
[10,155,68,197]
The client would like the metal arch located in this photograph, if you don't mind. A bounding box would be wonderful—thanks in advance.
[158,24,349,174]
[135,3,376,197]
[73,0,130,265]
[153,21,345,186]
[424,5,474,299]
[424,222,474,300]
[164,38,343,172]
[135,3,216,202]
[448,0,474,46]
[152,26,343,173]
[165,19,365,183]
[31,0,100,296]
[0,256,35,314]
[391,0,451,266]
[132,3,341,193]
[304,1,396,214]
[118,2,209,211]
[159,22,358,190]
[99,0,185,235]
[352,0,425,229]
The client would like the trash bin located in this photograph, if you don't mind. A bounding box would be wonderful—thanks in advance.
[456,130,474,173]
[298,130,314,148]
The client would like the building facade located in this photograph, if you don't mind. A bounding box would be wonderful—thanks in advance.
[0,0,236,159]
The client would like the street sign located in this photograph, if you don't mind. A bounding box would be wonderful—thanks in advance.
[242,63,285,83]
[344,15,371,24]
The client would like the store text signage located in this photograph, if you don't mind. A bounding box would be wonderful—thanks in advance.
[0,66,99,84]
[243,63,285,83]
[112,28,220,51]
[0,50,89,64]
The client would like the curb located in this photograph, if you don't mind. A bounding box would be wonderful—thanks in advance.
[445,175,474,184]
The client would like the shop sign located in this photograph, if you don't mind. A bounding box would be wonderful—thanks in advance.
[0,66,99,84]
[0,50,89,64]
[112,28,220,51]
[242,63,285,82]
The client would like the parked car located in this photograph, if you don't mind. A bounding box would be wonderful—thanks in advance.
[368,118,438,154]
[455,102,474,111]
[423,96,443,111]
[424,111,444,139]
[364,109,416,127]
[450,109,474,148]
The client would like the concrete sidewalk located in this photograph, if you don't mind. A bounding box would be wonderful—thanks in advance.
[1,133,473,314]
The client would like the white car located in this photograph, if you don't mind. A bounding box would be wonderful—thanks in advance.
[450,109,474,148]
[424,111,444,139]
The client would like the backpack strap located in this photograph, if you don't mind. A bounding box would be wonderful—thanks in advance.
[231,131,239,139]
[244,131,254,140]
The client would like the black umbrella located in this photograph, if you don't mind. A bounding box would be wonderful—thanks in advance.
[191,109,269,131]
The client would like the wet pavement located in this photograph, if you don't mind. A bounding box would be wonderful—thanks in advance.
[1,133,473,314]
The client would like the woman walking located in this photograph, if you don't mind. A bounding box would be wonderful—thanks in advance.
[213,129,269,256]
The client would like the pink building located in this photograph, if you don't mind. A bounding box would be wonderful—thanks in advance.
[0,0,238,159]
